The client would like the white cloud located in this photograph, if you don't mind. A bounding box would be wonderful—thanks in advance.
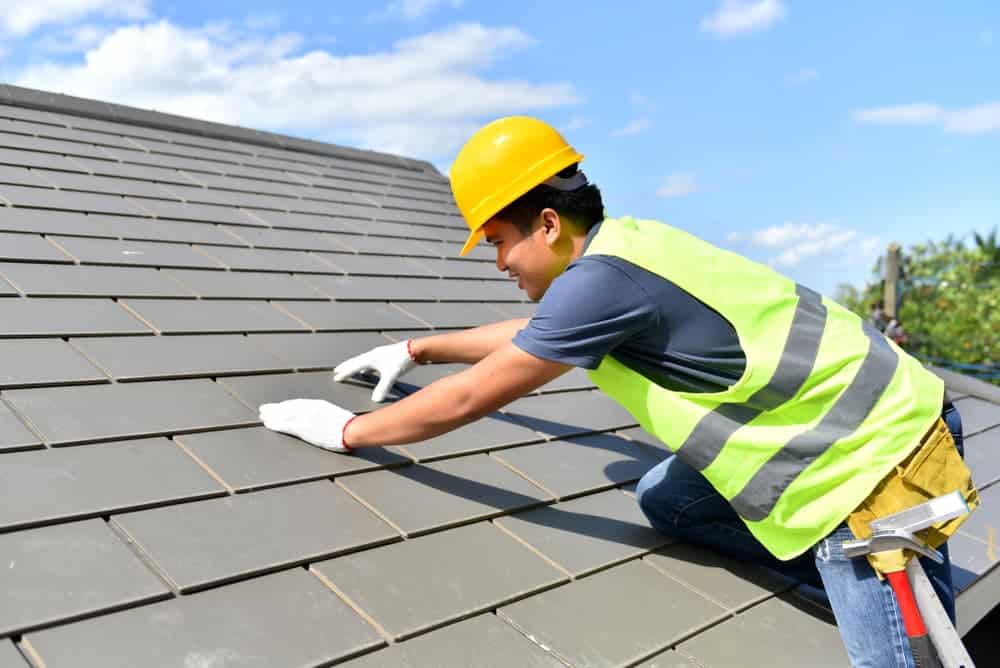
[371,0,464,22]
[0,0,148,37]
[701,0,786,38]
[564,116,590,131]
[853,101,1000,135]
[35,23,111,53]
[786,67,818,85]
[656,172,698,198]
[612,118,651,137]
[13,21,578,160]
[730,222,881,268]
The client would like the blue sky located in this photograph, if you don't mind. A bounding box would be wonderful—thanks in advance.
[0,1,997,296]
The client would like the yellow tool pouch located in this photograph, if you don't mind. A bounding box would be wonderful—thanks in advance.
[846,418,981,575]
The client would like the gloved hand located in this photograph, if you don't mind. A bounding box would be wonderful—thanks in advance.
[333,339,418,403]
[259,399,355,453]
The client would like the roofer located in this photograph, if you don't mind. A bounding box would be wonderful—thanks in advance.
[260,116,978,667]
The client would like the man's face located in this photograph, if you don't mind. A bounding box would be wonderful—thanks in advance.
[482,215,564,301]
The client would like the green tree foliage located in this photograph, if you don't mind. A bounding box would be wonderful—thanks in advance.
[837,227,999,381]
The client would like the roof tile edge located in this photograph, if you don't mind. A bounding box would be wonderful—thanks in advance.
[0,84,444,178]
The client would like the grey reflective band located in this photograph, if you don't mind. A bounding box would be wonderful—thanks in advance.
[678,284,827,471]
[543,170,588,191]
[731,320,898,521]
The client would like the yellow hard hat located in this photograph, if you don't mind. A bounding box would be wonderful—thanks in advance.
[450,116,584,256]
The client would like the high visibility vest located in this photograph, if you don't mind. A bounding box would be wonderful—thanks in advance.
[585,217,944,559]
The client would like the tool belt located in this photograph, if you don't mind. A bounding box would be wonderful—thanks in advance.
[847,416,981,575]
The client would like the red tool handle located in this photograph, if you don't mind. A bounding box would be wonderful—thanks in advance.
[887,570,927,637]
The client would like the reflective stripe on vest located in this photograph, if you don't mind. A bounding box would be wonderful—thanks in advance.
[583,217,944,559]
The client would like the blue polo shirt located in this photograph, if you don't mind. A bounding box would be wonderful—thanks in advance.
[512,221,747,393]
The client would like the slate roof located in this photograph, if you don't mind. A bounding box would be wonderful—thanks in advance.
[0,83,996,667]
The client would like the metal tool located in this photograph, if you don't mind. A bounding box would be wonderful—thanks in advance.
[842,491,975,668]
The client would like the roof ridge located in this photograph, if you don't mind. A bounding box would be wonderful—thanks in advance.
[0,83,442,178]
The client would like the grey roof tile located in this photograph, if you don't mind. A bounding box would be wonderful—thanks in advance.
[537,367,596,393]
[244,210,362,234]
[71,334,290,381]
[49,236,223,269]
[162,268,320,299]
[0,278,15,295]
[396,413,544,462]
[0,147,89,172]
[0,641,26,667]
[340,613,566,668]
[23,568,384,668]
[965,429,1000,488]
[313,521,567,641]
[218,370,400,414]
[362,219,436,239]
[0,298,150,337]
[34,170,175,199]
[0,262,194,298]
[413,258,504,280]
[336,454,552,536]
[193,244,337,273]
[3,379,257,446]
[126,198,262,225]
[314,251,439,277]
[157,182,240,207]
[174,426,410,493]
[245,331,392,370]
[675,595,847,668]
[113,480,399,592]
[0,104,61,124]
[491,432,664,499]
[0,208,112,237]
[0,130,116,160]
[498,560,728,667]
[617,426,670,454]
[0,339,107,388]
[275,300,427,331]
[181,171,299,196]
[489,301,538,318]
[328,233,439,257]
[121,299,306,334]
[954,481,999,544]
[0,401,41,452]
[0,184,144,215]
[394,302,506,329]
[216,224,333,250]
[91,215,240,245]
[494,489,670,578]
[0,232,72,263]
[502,392,637,439]
[0,519,170,637]
[948,532,996,592]
[67,155,196,184]
[0,437,225,530]
[955,396,1000,437]
[632,651,703,668]
[0,165,60,188]
[644,542,791,612]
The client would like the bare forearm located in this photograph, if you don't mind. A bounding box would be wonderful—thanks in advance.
[343,374,484,448]
[409,318,529,365]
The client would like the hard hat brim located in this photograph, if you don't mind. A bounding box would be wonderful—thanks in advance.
[459,228,484,256]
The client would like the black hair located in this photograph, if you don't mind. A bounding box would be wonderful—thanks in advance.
[494,164,605,236]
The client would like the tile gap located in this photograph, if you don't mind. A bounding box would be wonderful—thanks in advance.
[105,517,180,595]
[308,566,394,644]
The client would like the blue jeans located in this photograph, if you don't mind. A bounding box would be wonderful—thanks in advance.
[636,406,964,668]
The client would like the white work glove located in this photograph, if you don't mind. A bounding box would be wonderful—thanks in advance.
[333,339,418,403]
[259,399,355,453]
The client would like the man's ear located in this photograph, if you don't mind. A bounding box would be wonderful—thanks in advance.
[539,208,562,248]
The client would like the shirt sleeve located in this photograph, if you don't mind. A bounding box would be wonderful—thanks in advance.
[512,256,658,369]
